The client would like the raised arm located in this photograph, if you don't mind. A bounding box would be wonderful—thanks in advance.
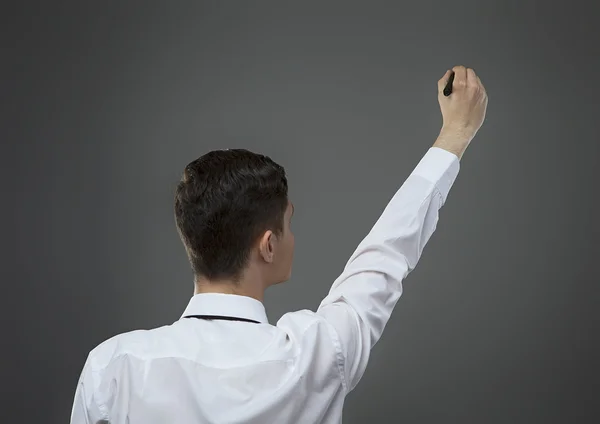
[316,65,488,393]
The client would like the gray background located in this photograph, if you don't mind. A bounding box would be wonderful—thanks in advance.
[3,1,599,423]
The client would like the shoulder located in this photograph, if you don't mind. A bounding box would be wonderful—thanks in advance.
[275,309,347,388]
[277,308,324,329]
[276,309,342,348]
[85,324,174,373]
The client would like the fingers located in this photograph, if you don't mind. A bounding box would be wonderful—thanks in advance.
[467,68,478,86]
[440,66,487,98]
[452,65,467,89]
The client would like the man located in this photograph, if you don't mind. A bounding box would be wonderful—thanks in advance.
[71,65,488,423]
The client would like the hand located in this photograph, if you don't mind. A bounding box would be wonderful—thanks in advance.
[437,66,488,144]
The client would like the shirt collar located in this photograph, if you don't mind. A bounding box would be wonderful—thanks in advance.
[180,293,269,324]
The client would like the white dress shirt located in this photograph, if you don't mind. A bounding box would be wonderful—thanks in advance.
[71,147,460,424]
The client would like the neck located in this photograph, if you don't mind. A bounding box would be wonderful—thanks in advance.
[194,272,267,303]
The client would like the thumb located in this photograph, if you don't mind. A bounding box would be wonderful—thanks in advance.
[438,69,454,95]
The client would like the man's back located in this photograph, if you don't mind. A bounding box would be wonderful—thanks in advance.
[71,66,488,424]
[71,145,461,424]
[72,294,346,423]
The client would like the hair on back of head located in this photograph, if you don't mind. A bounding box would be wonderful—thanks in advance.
[174,149,288,283]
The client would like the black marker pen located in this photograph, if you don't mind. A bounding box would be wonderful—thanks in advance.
[443,71,455,96]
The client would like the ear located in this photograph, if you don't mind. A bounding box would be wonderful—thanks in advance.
[258,230,275,263]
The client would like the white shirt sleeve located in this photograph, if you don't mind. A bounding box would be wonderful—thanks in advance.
[70,356,108,424]
[316,147,461,392]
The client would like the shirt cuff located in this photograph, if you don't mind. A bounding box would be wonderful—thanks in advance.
[411,147,460,205]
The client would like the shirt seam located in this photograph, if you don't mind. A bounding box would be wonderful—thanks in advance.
[281,316,349,394]
[84,366,110,421]
[320,318,349,395]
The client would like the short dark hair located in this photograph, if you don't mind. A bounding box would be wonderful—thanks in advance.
[174,149,288,282]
